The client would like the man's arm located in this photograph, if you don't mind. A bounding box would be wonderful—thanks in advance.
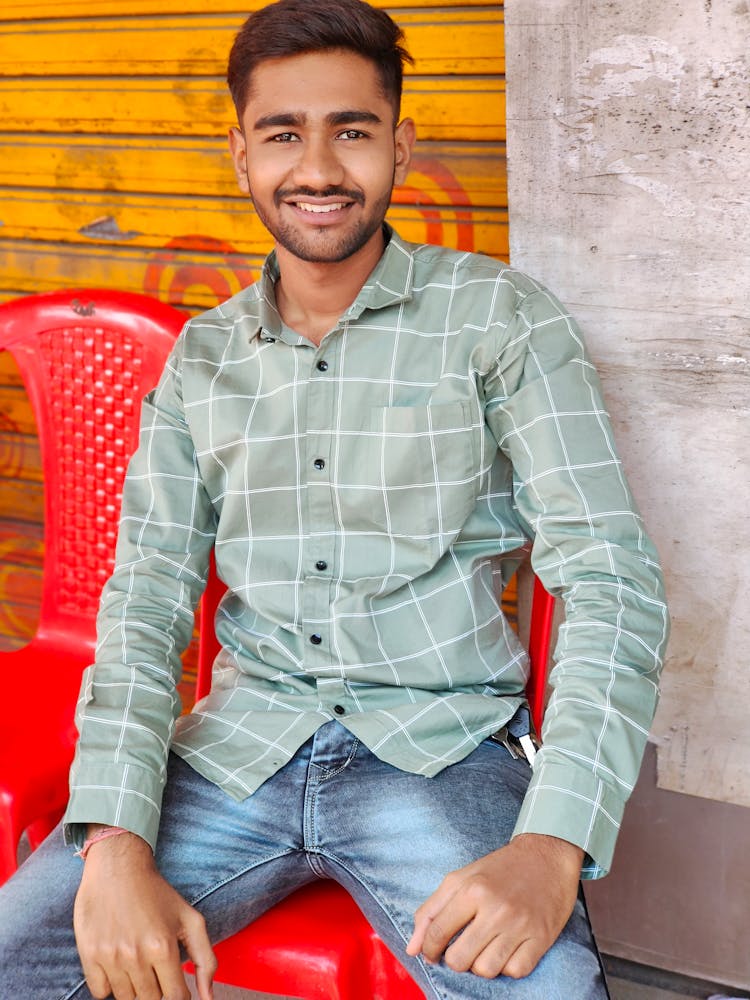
[65,334,217,848]
[74,825,216,1000]
[65,335,218,996]
[485,281,668,870]
[410,279,668,975]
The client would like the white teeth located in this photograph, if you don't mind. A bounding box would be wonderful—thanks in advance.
[296,202,346,214]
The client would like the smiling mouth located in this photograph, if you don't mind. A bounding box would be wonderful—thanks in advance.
[295,201,350,214]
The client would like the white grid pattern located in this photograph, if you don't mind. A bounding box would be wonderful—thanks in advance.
[66,230,669,874]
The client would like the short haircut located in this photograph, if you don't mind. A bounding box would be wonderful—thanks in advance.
[227,0,413,122]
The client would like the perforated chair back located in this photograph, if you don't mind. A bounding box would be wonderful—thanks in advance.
[0,290,184,647]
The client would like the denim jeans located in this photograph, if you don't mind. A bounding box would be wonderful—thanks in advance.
[0,721,608,999]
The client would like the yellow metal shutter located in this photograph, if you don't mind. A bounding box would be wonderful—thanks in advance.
[0,2,505,655]
[0,1,506,310]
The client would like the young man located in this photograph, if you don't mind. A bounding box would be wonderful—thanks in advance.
[0,1,669,997]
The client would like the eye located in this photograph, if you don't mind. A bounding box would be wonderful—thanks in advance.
[338,129,366,140]
[271,132,299,143]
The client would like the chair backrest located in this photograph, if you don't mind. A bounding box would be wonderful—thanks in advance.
[0,290,184,652]
[527,576,555,732]
[197,565,555,733]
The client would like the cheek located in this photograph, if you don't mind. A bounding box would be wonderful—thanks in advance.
[245,157,286,196]
[355,153,396,191]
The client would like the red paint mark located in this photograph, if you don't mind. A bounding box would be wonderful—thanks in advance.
[144,236,257,310]
[394,156,475,252]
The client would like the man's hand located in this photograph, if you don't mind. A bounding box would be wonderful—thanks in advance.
[73,828,217,1000]
[406,833,583,980]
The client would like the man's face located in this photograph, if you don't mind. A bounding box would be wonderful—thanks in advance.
[229,49,414,265]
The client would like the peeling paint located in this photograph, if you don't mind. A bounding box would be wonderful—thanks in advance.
[78,214,141,241]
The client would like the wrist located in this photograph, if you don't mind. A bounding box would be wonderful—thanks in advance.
[76,825,129,859]
[79,826,153,865]
[512,833,585,872]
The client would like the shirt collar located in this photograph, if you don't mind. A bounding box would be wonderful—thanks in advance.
[251,225,415,342]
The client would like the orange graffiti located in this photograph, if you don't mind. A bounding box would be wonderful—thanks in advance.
[144,236,257,311]
[394,155,475,252]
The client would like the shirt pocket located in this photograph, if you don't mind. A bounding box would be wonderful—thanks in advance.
[365,401,481,559]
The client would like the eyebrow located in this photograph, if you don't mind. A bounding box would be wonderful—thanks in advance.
[253,109,384,131]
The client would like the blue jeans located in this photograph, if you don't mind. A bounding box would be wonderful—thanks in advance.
[0,721,608,999]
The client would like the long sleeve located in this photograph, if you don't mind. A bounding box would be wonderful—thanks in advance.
[484,284,670,875]
[64,336,217,850]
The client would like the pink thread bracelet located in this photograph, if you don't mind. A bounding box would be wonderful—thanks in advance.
[76,826,129,859]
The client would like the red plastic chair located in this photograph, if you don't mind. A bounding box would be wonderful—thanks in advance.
[189,566,555,998]
[0,289,184,884]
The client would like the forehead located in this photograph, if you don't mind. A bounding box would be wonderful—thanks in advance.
[243,49,392,124]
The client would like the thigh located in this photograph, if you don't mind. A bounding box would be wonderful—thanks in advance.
[0,752,313,1000]
[312,735,608,999]
[155,753,315,942]
[0,824,91,999]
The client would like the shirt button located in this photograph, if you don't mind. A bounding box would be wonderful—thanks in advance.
[310,633,322,645]
[316,360,329,372]
[315,560,328,571]
[313,458,325,470]
[263,336,276,343]
[333,704,346,715]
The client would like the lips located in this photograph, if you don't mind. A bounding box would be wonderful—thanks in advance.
[276,187,364,216]
[295,201,349,214]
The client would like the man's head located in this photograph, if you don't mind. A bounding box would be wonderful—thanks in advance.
[226,0,416,268]
[227,0,413,125]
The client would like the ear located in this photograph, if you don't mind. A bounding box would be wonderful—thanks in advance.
[393,117,416,187]
[228,126,250,194]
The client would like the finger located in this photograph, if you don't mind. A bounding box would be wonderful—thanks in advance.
[443,914,504,974]
[129,967,167,1000]
[181,911,217,1000]
[405,910,432,957]
[147,939,191,1000]
[500,937,546,980]
[80,962,114,1000]
[416,895,478,965]
[102,966,137,1000]
[406,874,465,956]
[456,931,523,980]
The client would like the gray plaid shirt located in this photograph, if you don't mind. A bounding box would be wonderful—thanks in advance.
[66,228,669,876]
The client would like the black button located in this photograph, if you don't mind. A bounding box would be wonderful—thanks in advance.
[316,360,329,372]
[313,458,325,470]
[310,633,322,645]
[263,336,276,343]
[333,704,346,715]
[315,560,328,571]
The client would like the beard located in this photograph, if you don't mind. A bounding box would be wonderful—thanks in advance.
[249,181,394,264]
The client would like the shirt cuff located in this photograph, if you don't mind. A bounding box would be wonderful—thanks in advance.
[511,753,627,878]
[63,760,164,853]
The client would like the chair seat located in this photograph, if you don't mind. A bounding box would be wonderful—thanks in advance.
[186,880,424,999]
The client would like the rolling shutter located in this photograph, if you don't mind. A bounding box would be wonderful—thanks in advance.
[0,1,506,655]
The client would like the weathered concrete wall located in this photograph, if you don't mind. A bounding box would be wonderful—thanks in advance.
[505,0,749,984]
[505,0,749,805]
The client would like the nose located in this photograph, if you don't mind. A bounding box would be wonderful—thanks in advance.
[291,134,345,190]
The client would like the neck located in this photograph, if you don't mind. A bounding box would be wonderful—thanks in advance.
[274,229,386,345]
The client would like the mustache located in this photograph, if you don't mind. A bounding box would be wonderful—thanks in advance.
[275,186,365,205]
